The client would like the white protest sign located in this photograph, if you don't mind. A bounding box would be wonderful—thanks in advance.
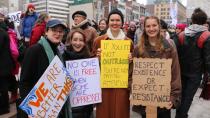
[66,58,101,107]
[19,56,73,118]
[8,11,21,25]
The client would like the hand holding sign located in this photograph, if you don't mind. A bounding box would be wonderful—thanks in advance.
[101,40,131,88]
[96,48,102,57]
[66,58,101,107]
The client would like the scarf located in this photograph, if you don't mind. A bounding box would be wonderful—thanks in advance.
[38,37,72,118]
[38,37,55,62]
[72,19,88,29]
[106,28,126,40]
[64,46,90,61]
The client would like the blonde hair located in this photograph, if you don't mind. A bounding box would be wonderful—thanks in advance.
[36,12,49,25]
[138,16,164,56]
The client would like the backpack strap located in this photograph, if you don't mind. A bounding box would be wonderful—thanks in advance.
[197,31,210,48]
[178,31,185,45]
[178,31,210,48]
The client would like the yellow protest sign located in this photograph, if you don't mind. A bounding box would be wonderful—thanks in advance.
[130,58,172,108]
[101,40,130,88]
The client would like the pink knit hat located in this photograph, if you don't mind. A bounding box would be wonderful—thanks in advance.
[176,23,187,31]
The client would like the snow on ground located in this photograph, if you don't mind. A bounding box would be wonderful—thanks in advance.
[188,89,210,118]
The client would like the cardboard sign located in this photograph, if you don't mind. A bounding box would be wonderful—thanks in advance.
[146,106,157,118]
[66,58,101,107]
[19,56,73,118]
[101,40,130,88]
[130,58,172,108]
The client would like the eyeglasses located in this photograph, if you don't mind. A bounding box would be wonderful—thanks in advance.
[49,28,64,34]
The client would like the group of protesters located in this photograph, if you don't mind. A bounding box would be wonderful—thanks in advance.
[0,2,210,118]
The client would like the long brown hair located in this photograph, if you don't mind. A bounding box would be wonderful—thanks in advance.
[138,16,164,56]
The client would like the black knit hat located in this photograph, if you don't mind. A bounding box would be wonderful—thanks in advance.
[107,9,124,26]
[72,10,87,20]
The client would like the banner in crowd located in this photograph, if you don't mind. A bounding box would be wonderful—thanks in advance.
[170,0,177,25]
[19,56,74,118]
[66,58,101,107]
[8,11,21,25]
[130,58,172,108]
[101,40,130,88]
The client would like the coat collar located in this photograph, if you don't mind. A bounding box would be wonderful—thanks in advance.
[106,28,126,40]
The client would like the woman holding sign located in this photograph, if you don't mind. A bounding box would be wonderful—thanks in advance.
[18,19,72,118]
[132,16,181,118]
[63,29,93,118]
[92,9,133,118]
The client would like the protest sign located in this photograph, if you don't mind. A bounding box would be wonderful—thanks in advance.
[66,58,101,107]
[19,56,73,118]
[130,58,172,108]
[100,40,130,88]
[8,11,21,25]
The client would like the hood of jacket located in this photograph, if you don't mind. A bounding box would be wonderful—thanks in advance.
[185,24,208,37]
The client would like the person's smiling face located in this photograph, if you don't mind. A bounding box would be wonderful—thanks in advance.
[109,14,122,32]
[145,18,160,39]
[71,32,85,52]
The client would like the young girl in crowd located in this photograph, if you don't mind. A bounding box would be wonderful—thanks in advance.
[92,9,133,118]
[126,21,136,42]
[132,16,181,118]
[98,19,108,36]
[63,29,92,118]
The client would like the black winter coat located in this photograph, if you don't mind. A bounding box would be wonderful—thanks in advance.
[63,46,93,118]
[0,28,14,77]
[19,40,71,118]
[175,31,210,77]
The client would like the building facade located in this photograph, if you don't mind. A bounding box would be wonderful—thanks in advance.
[154,0,186,24]
[29,0,73,23]
[145,4,155,16]
[126,1,146,22]
[0,0,9,15]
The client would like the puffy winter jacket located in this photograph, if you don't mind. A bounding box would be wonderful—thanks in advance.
[30,21,46,46]
[20,13,38,38]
